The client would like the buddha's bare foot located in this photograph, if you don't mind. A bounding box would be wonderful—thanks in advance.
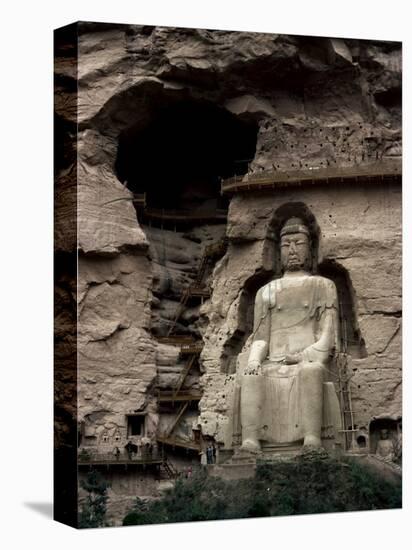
[303,435,322,449]
[240,438,261,454]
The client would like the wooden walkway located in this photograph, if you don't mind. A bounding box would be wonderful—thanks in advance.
[78,454,163,467]
[157,389,202,402]
[221,159,402,195]
[140,207,227,224]
[157,336,204,355]
[101,193,227,225]
[78,453,181,479]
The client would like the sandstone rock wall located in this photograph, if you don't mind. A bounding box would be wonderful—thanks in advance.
[78,252,157,445]
[72,20,401,452]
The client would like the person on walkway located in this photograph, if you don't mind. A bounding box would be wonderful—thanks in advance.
[199,449,207,466]
[125,440,137,460]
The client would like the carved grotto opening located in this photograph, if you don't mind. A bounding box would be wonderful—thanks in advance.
[126,414,146,438]
[369,416,401,455]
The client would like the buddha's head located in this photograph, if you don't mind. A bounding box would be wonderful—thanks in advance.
[280,217,311,273]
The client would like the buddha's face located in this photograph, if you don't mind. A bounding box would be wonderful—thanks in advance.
[280,231,311,272]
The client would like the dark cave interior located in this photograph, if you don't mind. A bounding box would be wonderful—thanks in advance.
[115,100,258,211]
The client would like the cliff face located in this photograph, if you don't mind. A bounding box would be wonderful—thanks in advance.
[55,22,401,466]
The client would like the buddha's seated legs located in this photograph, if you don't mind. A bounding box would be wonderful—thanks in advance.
[239,361,325,451]
[299,362,324,448]
[239,372,264,452]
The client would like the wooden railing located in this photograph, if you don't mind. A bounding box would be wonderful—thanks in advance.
[78,450,163,465]
[140,207,227,221]
[100,192,146,207]
[157,335,197,345]
[156,336,203,354]
[221,159,402,195]
[186,284,211,298]
[179,342,204,354]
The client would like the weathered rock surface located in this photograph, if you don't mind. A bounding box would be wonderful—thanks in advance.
[146,224,225,336]
[55,22,401,525]
[78,253,158,445]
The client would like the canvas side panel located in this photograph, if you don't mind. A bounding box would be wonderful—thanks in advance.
[54,22,79,529]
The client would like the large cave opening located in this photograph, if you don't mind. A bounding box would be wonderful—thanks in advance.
[114,98,258,456]
[115,99,258,211]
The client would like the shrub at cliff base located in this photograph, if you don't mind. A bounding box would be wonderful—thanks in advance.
[78,470,109,529]
[123,454,401,525]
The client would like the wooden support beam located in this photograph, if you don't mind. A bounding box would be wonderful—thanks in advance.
[157,390,202,402]
[173,355,197,398]
[164,401,189,438]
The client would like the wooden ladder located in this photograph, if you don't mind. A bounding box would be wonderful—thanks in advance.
[337,352,357,450]
[166,246,211,336]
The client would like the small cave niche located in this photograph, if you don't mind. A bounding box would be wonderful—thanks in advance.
[126,414,146,437]
[115,98,258,213]
[318,259,367,358]
[100,431,110,444]
[374,87,402,109]
[353,426,369,452]
[369,417,401,455]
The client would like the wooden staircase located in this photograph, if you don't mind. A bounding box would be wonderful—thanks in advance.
[166,238,227,336]
[166,285,210,337]
[156,238,228,451]
[161,457,179,479]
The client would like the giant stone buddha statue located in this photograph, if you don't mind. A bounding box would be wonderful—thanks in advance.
[238,217,342,453]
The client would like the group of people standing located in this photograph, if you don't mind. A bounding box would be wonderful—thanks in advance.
[200,443,216,465]
[117,439,157,460]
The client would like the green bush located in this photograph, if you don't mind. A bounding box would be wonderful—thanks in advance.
[78,470,109,528]
[122,455,401,526]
